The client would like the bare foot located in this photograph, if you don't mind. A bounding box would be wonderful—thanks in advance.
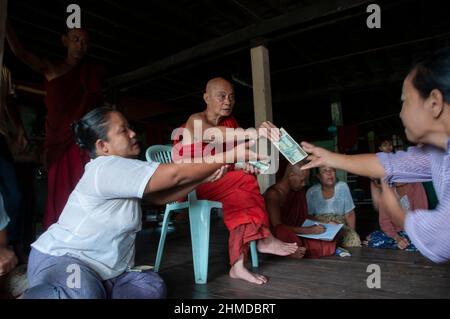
[229,258,268,285]
[290,246,306,259]
[257,234,298,256]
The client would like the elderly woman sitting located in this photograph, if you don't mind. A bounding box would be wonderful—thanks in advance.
[306,166,361,247]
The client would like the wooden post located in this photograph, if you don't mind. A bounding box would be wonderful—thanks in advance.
[331,100,347,182]
[251,44,275,193]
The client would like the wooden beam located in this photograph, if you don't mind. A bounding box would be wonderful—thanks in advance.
[251,44,275,193]
[108,0,373,88]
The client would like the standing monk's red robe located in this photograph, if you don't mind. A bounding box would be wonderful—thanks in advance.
[271,189,336,258]
[43,60,104,230]
[173,116,270,265]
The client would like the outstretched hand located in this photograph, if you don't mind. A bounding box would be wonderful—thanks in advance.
[305,224,326,234]
[300,141,334,170]
[258,121,280,143]
[227,139,269,164]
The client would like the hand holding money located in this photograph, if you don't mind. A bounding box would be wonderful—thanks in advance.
[258,121,280,142]
[272,128,308,165]
[235,160,270,174]
[300,141,334,169]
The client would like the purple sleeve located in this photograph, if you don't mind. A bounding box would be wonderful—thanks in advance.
[405,204,450,263]
[376,146,432,183]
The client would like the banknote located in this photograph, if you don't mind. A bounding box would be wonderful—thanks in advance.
[235,160,270,173]
[248,160,270,172]
[273,128,308,165]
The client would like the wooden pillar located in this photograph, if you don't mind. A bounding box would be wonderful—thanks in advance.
[251,44,275,193]
[331,100,343,150]
[331,100,347,182]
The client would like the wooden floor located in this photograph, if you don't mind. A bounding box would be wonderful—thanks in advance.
[135,216,450,299]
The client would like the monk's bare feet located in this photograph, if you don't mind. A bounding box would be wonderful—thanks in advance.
[290,246,306,259]
[229,258,267,285]
[257,234,298,256]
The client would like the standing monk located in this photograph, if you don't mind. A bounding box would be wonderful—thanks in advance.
[174,77,298,285]
[6,22,104,229]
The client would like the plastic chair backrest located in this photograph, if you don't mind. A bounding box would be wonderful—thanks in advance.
[146,145,173,164]
[146,145,198,202]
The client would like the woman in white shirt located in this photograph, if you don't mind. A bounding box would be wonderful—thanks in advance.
[306,166,361,247]
[24,107,240,299]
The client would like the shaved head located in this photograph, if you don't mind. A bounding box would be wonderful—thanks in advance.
[284,163,304,178]
[284,163,309,191]
[205,77,233,94]
[203,77,235,117]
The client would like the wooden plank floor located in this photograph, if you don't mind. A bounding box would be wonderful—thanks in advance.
[135,217,450,299]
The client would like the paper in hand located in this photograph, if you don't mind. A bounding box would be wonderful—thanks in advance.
[272,128,308,165]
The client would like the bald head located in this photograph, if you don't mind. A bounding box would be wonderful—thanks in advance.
[284,163,309,191]
[205,77,233,94]
[203,77,235,117]
[284,163,303,178]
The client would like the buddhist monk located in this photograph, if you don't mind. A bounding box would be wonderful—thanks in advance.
[6,21,104,229]
[174,77,298,284]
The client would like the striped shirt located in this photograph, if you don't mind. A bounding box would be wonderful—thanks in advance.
[376,137,450,263]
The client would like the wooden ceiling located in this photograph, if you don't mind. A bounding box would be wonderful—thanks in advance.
[4,0,450,140]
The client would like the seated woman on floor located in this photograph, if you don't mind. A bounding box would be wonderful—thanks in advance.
[368,181,428,250]
[367,136,429,250]
[23,107,248,299]
[306,166,361,247]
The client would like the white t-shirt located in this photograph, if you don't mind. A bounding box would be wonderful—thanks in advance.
[32,155,160,280]
[306,181,355,216]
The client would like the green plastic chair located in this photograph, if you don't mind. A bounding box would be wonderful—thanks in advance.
[146,145,258,284]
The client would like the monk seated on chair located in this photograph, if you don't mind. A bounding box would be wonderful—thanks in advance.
[173,77,298,285]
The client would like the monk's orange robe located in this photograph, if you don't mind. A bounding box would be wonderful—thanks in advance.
[271,189,336,258]
[43,60,103,229]
[174,116,270,265]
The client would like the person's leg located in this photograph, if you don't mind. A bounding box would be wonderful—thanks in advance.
[229,254,268,285]
[196,172,297,283]
[228,224,297,284]
[367,230,396,249]
[256,233,299,255]
[104,270,166,299]
[340,226,362,247]
[24,248,106,299]
[228,224,268,285]
[317,214,361,248]
[271,224,306,259]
